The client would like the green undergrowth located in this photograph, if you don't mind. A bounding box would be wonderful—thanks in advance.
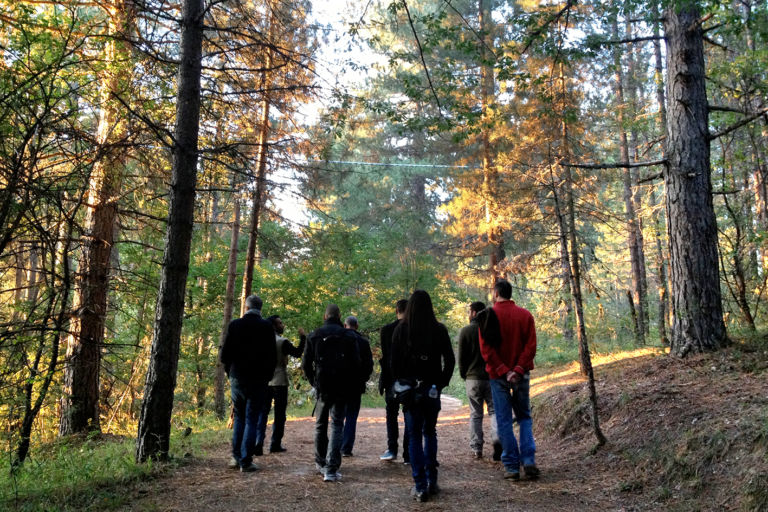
[1,415,226,512]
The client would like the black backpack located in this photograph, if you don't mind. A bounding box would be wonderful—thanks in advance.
[313,330,360,397]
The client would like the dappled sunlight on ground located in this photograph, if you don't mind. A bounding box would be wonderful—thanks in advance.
[532,347,666,397]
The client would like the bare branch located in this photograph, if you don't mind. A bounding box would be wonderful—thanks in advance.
[709,107,768,140]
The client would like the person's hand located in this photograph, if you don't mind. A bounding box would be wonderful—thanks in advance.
[506,370,521,384]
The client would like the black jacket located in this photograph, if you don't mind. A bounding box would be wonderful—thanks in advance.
[391,321,455,390]
[458,319,489,380]
[220,311,277,389]
[378,319,400,393]
[303,317,361,398]
[351,330,374,395]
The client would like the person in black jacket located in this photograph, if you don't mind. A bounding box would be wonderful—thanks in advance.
[458,301,501,461]
[391,290,455,502]
[378,299,409,463]
[220,295,277,472]
[341,316,374,457]
[303,304,360,482]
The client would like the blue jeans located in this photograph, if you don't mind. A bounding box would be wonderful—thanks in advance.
[256,385,288,450]
[341,393,361,454]
[314,394,347,473]
[230,378,267,467]
[404,394,441,492]
[385,388,410,460]
[490,374,535,472]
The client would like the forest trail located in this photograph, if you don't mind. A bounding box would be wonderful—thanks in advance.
[120,394,607,511]
[118,347,768,511]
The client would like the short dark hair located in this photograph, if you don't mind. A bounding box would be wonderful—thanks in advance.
[470,301,486,313]
[267,314,281,326]
[395,299,408,314]
[345,315,358,329]
[245,295,262,310]
[494,280,512,300]
[325,303,341,319]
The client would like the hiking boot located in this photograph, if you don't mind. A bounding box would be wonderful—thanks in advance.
[323,470,342,482]
[253,444,263,456]
[380,450,395,461]
[492,443,503,461]
[411,487,428,502]
[240,462,259,473]
[228,456,239,470]
[523,464,540,480]
[504,469,520,480]
[269,445,287,453]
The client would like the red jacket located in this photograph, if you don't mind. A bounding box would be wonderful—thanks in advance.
[478,300,536,379]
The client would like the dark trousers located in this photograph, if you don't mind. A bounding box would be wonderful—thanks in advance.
[230,378,267,467]
[257,385,288,449]
[404,395,441,492]
[341,393,362,454]
[385,388,410,461]
[314,394,347,473]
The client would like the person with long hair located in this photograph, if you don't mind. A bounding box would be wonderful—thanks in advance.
[391,290,455,502]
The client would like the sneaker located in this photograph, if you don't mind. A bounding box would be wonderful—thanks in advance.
[504,469,520,480]
[228,456,239,470]
[253,444,263,456]
[403,459,410,465]
[323,471,342,482]
[240,462,259,473]
[380,450,396,461]
[342,451,353,457]
[492,443,503,462]
[523,464,540,480]
[411,487,428,502]
[269,445,287,453]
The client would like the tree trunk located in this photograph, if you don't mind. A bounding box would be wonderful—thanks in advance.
[240,93,270,314]
[663,3,728,356]
[215,195,239,419]
[479,0,504,289]
[612,16,646,345]
[136,0,204,462]
[651,0,670,345]
[60,0,134,436]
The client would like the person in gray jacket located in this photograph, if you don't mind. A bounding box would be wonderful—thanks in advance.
[458,301,501,461]
[255,315,306,454]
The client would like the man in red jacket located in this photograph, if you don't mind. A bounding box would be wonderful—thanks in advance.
[478,280,539,481]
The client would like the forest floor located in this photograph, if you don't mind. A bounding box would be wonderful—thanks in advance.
[119,343,768,512]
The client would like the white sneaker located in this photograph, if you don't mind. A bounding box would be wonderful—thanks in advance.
[323,470,342,482]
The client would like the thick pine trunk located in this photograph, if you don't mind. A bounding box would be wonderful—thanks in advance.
[663,3,728,357]
[60,0,133,436]
[136,0,203,462]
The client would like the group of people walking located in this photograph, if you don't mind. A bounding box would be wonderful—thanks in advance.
[219,280,539,502]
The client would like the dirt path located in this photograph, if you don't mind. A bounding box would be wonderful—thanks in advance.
[122,395,614,512]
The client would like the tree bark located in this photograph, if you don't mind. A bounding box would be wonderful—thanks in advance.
[215,195,240,420]
[663,2,728,356]
[60,0,134,436]
[612,15,646,345]
[479,0,504,289]
[136,0,204,462]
